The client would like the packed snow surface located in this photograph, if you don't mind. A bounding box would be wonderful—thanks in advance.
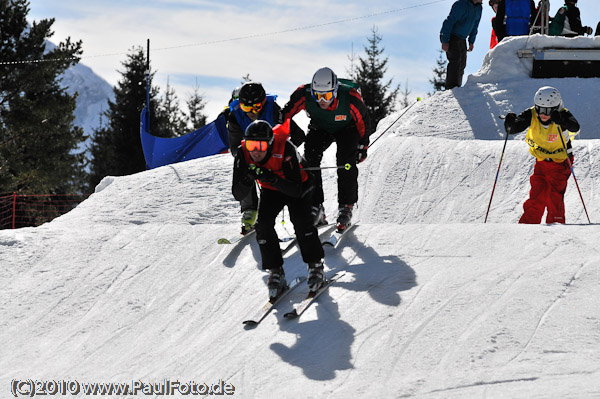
[1,36,600,398]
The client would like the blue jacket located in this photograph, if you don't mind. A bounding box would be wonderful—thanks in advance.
[505,0,535,36]
[440,0,483,44]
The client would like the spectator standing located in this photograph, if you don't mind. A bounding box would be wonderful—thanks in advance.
[495,0,537,37]
[549,0,593,37]
[490,0,501,48]
[440,0,483,89]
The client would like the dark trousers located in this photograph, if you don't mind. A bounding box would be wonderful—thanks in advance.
[445,35,467,90]
[255,187,324,271]
[240,183,258,212]
[304,124,360,206]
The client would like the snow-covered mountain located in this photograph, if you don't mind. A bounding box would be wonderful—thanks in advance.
[62,61,114,143]
[1,36,599,398]
[46,41,114,152]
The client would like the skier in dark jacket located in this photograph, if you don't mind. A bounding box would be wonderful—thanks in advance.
[232,120,325,299]
[228,81,305,234]
[503,86,580,224]
[549,0,593,36]
[282,67,371,232]
[440,0,483,89]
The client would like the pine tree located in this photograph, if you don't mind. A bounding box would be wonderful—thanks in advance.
[351,26,400,129]
[430,50,447,93]
[400,79,412,109]
[88,47,168,189]
[186,83,207,131]
[0,0,86,195]
[157,77,187,136]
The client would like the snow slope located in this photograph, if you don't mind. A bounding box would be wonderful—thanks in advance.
[1,37,600,398]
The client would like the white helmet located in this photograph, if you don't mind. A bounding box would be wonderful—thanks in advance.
[311,67,338,101]
[534,86,563,115]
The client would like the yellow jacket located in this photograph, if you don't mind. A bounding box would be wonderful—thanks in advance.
[526,108,571,162]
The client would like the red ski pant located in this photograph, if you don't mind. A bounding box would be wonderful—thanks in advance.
[519,159,571,224]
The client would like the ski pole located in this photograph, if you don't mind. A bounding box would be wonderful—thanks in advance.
[369,97,422,148]
[302,163,352,171]
[484,115,511,223]
[557,125,591,224]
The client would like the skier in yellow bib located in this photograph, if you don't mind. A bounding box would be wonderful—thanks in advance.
[503,86,581,224]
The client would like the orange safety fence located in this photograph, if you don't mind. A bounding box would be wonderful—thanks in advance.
[0,193,91,230]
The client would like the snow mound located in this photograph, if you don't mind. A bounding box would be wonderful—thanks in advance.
[395,36,600,141]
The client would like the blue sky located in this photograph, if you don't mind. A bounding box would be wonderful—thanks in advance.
[28,0,600,122]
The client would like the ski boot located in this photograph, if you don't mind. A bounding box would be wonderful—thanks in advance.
[268,268,288,302]
[310,204,328,227]
[307,261,325,293]
[336,204,354,232]
[241,209,258,235]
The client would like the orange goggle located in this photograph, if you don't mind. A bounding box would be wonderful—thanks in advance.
[245,139,268,152]
[313,90,334,102]
[240,102,263,114]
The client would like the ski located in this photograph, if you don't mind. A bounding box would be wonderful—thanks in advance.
[322,223,357,248]
[218,230,293,246]
[283,271,346,319]
[217,228,255,245]
[279,234,299,255]
[242,276,306,327]
[279,223,336,255]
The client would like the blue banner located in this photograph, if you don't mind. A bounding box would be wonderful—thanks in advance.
[140,107,229,169]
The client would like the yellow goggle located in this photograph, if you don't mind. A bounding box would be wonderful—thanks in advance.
[240,102,263,114]
[313,90,334,102]
[245,139,268,152]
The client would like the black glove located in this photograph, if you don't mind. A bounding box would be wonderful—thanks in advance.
[550,110,564,128]
[504,112,517,134]
[356,144,368,163]
[247,164,259,177]
[235,157,254,185]
[254,167,279,185]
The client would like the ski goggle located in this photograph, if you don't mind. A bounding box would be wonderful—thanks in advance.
[535,105,558,115]
[312,90,335,102]
[240,102,263,114]
[245,139,268,152]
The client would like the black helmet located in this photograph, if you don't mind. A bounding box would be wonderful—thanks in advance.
[239,82,266,106]
[244,120,274,143]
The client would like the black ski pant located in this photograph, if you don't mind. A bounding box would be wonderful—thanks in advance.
[240,183,258,212]
[304,124,360,207]
[255,187,324,271]
[445,35,467,90]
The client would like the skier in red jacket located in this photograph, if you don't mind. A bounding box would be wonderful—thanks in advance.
[282,67,371,232]
[232,120,325,299]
